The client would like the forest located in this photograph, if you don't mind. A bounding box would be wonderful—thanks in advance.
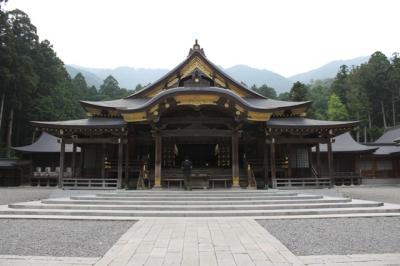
[1,7,400,158]
[251,49,400,143]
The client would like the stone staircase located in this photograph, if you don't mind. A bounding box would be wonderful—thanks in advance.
[1,190,400,219]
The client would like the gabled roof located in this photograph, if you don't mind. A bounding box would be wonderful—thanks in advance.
[31,117,126,130]
[317,132,377,153]
[125,40,265,99]
[12,132,80,153]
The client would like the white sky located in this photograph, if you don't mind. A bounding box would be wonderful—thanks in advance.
[5,0,400,77]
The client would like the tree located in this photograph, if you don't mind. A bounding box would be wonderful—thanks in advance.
[289,81,308,101]
[99,75,121,99]
[251,84,277,99]
[331,65,349,103]
[327,93,349,121]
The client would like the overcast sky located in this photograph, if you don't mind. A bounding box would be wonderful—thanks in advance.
[5,0,400,76]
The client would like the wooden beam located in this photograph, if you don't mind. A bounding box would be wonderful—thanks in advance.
[161,129,232,137]
[232,130,240,188]
[66,138,127,144]
[270,138,277,188]
[117,138,123,189]
[273,138,330,144]
[263,138,269,188]
[59,138,65,188]
[161,117,233,125]
[327,139,334,188]
[154,133,162,188]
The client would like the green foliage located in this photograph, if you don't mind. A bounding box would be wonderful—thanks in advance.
[289,81,308,101]
[99,75,131,100]
[327,93,349,121]
[251,84,277,99]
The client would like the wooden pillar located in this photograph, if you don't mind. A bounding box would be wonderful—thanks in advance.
[154,133,162,188]
[263,138,269,188]
[287,144,292,179]
[79,145,84,178]
[327,138,334,187]
[232,130,240,188]
[59,138,65,188]
[71,143,77,178]
[270,137,277,188]
[100,144,106,179]
[124,140,130,187]
[316,144,321,177]
[117,138,123,189]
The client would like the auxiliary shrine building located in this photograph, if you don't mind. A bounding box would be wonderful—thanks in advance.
[30,41,358,189]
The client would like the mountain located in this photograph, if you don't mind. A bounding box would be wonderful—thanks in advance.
[65,56,370,93]
[66,64,292,93]
[289,56,369,83]
[65,65,103,88]
[224,65,292,92]
[70,65,169,90]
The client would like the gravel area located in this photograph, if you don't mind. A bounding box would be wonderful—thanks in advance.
[258,217,400,256]
[0,187,55,205]
[0,219,134,257]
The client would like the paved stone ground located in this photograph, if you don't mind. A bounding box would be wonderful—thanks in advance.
[258,217,400,256]
[0,219,134,257]
[96,219,303,266]
[0,187,54,205]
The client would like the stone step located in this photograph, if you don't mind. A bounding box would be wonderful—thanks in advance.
[95,191,298,197]
[8,202,383,211]
[70,195,323,201]
[1,205,399,218]
[41,198,352,206]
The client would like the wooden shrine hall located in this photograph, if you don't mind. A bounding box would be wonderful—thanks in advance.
[31,41,358,189]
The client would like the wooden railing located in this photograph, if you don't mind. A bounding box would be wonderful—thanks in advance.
[331,172,362,186]
[63,178,117,189]
[275,177,331,188]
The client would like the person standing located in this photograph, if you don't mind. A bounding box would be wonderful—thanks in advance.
[181,156,193,190]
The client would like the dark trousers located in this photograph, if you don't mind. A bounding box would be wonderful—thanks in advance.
[184,172,191,190]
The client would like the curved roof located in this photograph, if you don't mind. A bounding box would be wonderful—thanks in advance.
[374,127,400,144]
[266,117,358,129]
[81,87,311,113]
[317,132,377,153]
[31,117,126,129]
[372,145,400,155]
[12,132,80,153]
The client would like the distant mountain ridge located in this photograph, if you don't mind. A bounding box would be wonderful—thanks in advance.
[289,56,369,83]
[66,56,370,93]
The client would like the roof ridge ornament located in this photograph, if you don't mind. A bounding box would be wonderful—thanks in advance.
[188,39,205,57]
